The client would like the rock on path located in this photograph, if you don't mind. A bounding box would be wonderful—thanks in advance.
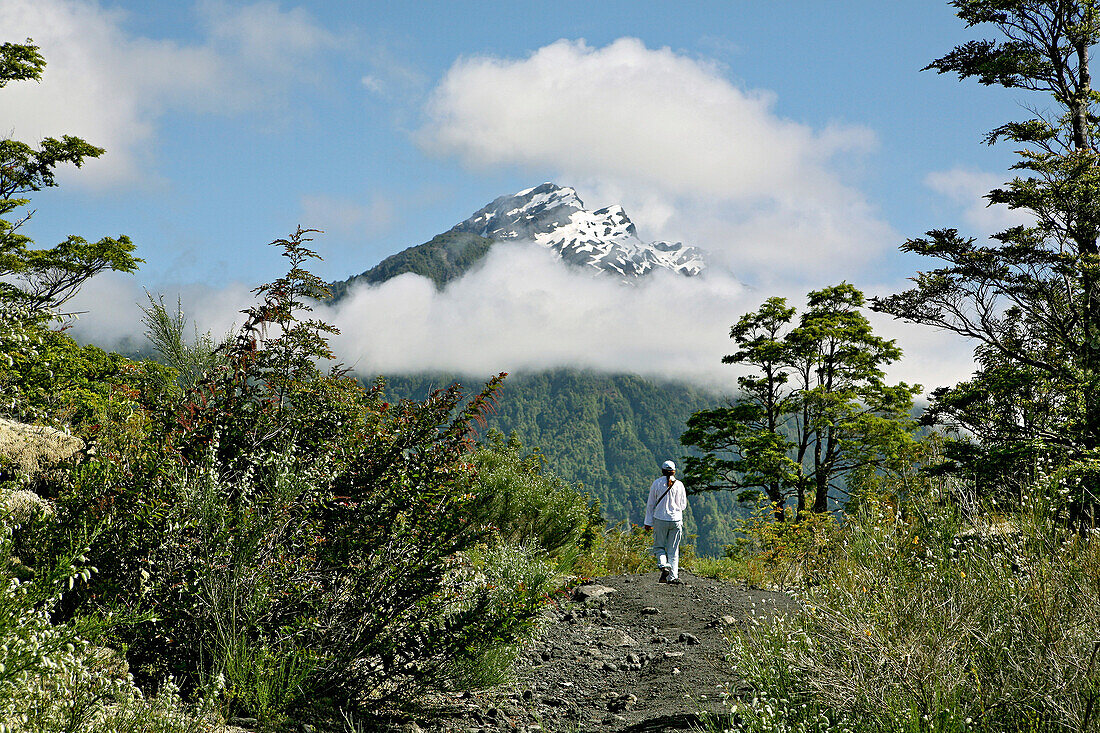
[389,571,793,732]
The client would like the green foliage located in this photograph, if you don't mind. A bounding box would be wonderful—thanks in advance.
[707,500,841,588]
[0,307,175,434]
[874,1,1100,507]
[684,283,919,521]
[450,539,559,688]
[570,521,660,579]
[140,293,227,391]
[719,476,1100,733]
[34,233,563,729]
[381,370,746,556]
[470,431,597,562]
[328,230,496,296]
[0,502,219,733]
[0,40,139,315]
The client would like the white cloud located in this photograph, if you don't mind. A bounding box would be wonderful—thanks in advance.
[299,193,394,236]
[311,244,975,393]
[320,244,745,385]
[66,249,974,397]
[867,310,976,394]
[925,168,1034,236]
[417,38,891,282]
[66,270,253,348]
[196,0,338,73]
[0,0,338,187]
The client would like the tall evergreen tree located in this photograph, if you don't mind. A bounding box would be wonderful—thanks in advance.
[683,284,919,520]
[873,1,1100,496]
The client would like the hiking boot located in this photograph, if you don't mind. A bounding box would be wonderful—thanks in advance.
[658,568,670,583]
[667,577,684,585]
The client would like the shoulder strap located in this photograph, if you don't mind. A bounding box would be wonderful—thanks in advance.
[654,480,676,509]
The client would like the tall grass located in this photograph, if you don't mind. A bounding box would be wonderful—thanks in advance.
[717,478,1100,733]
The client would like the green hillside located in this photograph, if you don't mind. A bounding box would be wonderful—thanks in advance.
[379,369,749,556]
[329,231,496,297]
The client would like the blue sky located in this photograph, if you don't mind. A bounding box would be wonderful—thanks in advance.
[3,0,1037,387]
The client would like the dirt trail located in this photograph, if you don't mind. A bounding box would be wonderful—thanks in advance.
[395,571,793,733]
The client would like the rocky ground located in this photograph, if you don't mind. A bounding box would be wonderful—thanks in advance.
[387,571,794,733]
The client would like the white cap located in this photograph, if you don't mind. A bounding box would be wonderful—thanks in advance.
[662,460,676,471]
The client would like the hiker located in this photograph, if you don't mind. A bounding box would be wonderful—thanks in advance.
[643,459,687,584]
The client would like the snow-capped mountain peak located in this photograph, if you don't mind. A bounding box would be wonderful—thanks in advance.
[450,183,705,278]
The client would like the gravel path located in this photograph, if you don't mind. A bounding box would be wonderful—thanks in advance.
[390,571,793,733]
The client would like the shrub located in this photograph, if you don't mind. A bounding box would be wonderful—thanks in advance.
[47,232,561,727]
[0,500,218,733]
[470,431,596,563]
[571,519,658,578]
[720,477,1100,733]
[712,500,840,588]
[447,539,559,688]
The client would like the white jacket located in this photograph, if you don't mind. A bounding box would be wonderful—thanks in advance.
[644,476,687,525]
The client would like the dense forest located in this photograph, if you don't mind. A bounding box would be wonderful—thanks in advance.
[381,370,749,555]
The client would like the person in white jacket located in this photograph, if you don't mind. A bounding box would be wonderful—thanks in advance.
[643,459,688,584]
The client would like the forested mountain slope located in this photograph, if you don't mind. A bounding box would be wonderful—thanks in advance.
[329,231,496,296]
[380,369,748,556]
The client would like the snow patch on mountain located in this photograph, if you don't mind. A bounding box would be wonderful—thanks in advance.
[449,183,705,278]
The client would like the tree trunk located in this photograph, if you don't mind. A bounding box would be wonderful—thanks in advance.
[767,483,785,522]
[1073,37,1100,451]
[813,472,829,513]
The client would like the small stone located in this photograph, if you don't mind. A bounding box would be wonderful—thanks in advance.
[603,629,637,647]
[641,607,660,615]
[573,584,618,602]
[602,661,619,671]
[721,615,737,626]
[679,632,700,645]
[663,650,685,658]
[608,693,637,712]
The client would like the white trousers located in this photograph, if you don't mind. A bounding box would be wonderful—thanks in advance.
[651,518,683,580]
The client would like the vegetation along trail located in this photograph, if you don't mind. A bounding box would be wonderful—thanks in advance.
[7,2,1100,732]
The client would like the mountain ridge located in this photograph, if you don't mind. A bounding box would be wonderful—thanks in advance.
[330,183,705,298]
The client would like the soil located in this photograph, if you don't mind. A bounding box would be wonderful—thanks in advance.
[386,571,794,733]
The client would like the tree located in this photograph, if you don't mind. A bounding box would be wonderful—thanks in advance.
[872,1,1100,497]
[683,284,919,520]
[0,39,139,315]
